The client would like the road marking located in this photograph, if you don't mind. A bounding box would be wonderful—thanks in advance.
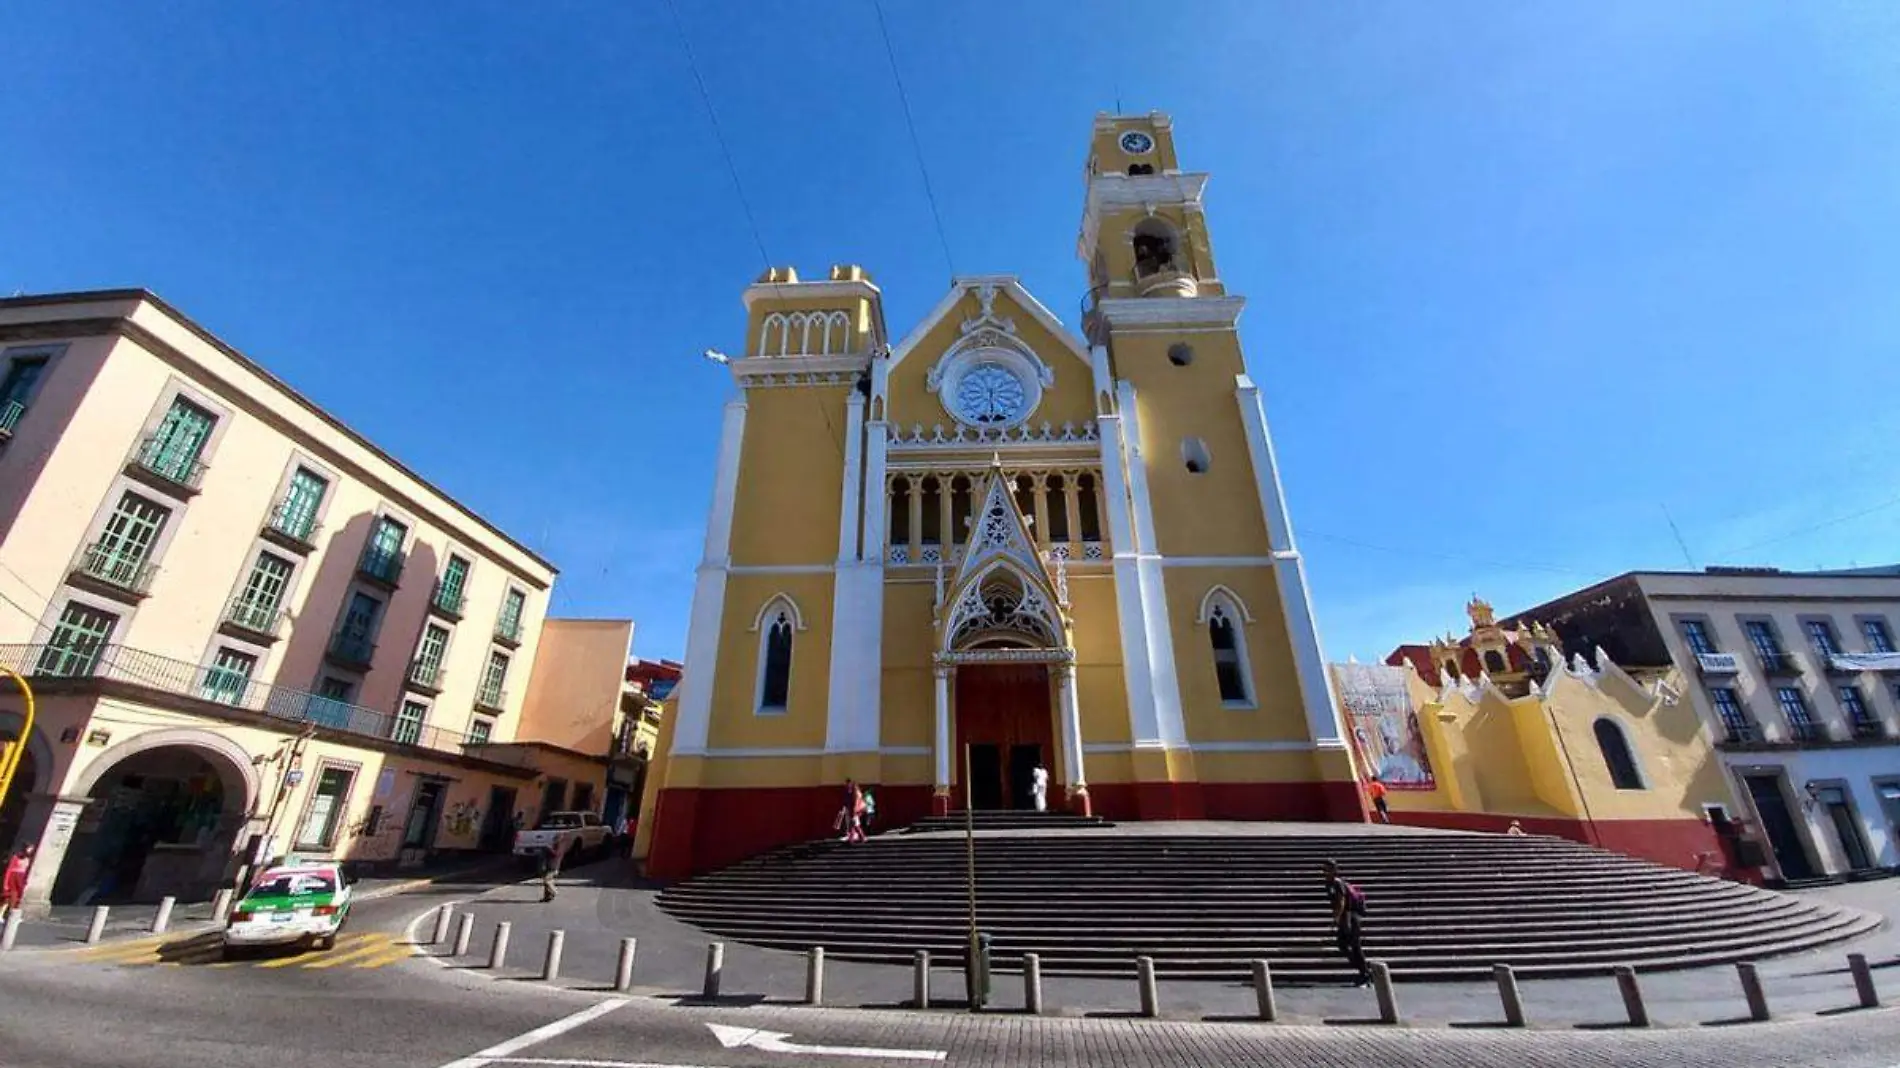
[707,1023,947,1062]
[435,998,629,1068]
[72,936,163,962]
[348,944,417,969]
[303,934,398,969]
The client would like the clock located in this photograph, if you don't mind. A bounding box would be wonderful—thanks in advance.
[955,363,1028,425]
[1119,130,1155,155]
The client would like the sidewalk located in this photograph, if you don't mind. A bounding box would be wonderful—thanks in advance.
[420,858,1900,1030]
[1,851,522,950]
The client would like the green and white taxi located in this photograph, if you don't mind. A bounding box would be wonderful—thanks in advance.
[223,861,353,954]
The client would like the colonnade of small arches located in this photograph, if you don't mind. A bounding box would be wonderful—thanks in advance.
[885,468,1107,565]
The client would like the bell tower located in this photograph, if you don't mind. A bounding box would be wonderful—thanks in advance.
[1079,112,1360,821]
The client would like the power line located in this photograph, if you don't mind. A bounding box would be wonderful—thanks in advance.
[870,0,956,280]
[1714,492,1900,557]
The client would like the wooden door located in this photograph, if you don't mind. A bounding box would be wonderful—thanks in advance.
[954,664,1054,810]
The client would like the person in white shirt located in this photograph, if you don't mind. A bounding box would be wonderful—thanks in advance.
[1030,763,1050,812]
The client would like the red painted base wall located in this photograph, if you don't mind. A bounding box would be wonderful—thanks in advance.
[646,780,1365,879]
[1388,810,1750,879]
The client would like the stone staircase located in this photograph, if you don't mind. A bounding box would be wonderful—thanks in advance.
[899,810,1115,834]
[655,825,1883,982]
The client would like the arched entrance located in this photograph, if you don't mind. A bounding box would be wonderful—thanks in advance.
[955,660,1056,810]
[53,735,254,905]
[0,709,53,855]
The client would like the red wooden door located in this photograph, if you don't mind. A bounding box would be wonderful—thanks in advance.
[954,664,1055,809]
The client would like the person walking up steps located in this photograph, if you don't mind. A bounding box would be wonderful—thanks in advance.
[1322,859,1371,986]
[1,843,34,922]
[1366,777,1390,824]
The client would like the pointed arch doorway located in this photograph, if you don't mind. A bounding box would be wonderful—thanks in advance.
[954,661,1057,811]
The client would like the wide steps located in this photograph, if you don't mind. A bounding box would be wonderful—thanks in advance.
[656,825,1881,981]
[901,811,1115,834]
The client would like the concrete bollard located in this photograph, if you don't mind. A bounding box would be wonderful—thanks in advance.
[1850,953,1879,1009]
[1024,953,1043,1016]
[452,913,474,957]
[703,942,725,998]
[613,937,638,993]
[0,910,20,952]
[430,904,454,945]
[1615,965,1649,1027]
[211,889,233,923]
[1136,956,1159,1018]
[487,921,511,970]
[1371,961,1399,1024]
[86,906,111,945]
[541,930,565,982]
[1737,962,1770,1022]
[151,896,176,935]
[1251,959,1277,1022]
[805,946,825,1005]
[914,950,931,1009]
[1494,964,1526,1027]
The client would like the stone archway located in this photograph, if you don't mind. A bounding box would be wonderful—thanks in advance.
[49,729,257,905]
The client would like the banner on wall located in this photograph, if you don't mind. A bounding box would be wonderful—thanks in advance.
[1334,662,1435,790]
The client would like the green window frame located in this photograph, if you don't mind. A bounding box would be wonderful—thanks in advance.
[294,765,355,850]
[232,552,294,629]
[201,647,258,705]
[478,651,509,707]
[414,624,450,680]
[89,492,170,585]
[144,397,216,482]
[467,718,494,745]
[437,556,471,611]
[37,602,119,677]
[496,588,525,640]
[362,516,406,580]
[394,701,428,746]
[273,467,327,541]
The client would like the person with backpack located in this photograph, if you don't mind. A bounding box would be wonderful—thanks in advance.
[1322,859,1370,986]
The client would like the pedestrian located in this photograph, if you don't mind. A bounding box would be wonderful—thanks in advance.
[835,779,857,841]
[859,787,877,837]
[1030,762,1050,813]
[539,834,567,903]
[1,843,34,922]
[1321,859,1370,986]
[846,781,867,844]
[613,814,631,858]
[1506,819,1526,837]
[1366,777,1390,824]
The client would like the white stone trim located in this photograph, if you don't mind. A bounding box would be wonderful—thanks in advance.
[742,277,881,309]
[823,563,884,752]
[936,646,1076,665]
[861,422,890,564]
[727,564,835,575]
[1161,556,1278,567]
[1136,556,1188,748]
[1082,739,1315,754]
[753,599,799,716]
[1116,381,1159,555]
[749,593,809,633]
[1233,377,1294,552]
[1077,172,1210,258]
[888,420,1098,452]
[1195,584,1257,624]
[688,745,929,759]
[836,395,866,563]
[701,399,749,565]
[890,276,1091,371]
[1097,296,1245,330]
[757,309,854,358]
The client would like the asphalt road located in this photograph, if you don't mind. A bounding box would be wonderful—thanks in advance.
[7,882,1900,1068]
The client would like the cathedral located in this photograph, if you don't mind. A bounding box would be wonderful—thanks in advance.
[642,113,1362,878]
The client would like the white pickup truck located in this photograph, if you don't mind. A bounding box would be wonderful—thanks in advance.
[512,811,610,862]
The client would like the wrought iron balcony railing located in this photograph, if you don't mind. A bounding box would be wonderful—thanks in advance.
[72,542,157,596]
[0,399,24,436]
[223,596,286,637]
[129,434,208,491]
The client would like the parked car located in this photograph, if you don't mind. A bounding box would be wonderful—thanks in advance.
[512,811,609,863]
[223,861,353,956]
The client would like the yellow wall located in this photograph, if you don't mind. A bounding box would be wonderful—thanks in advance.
[707,572,834,750]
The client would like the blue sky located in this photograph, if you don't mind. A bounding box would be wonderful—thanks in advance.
[6,3,1900,663]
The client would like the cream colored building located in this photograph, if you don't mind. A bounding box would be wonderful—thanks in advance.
[0,289,573,907]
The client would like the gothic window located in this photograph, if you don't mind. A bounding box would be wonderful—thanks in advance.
[758,610,794,714]
[1013,475,1037,536]
[1076,474,1102,543]
[919,477,942,546]
[1593,718,1645,790]
[949,477,974,546]
[1044,475,1070,542]
[1483,650,1506,674]
[1208,604,1252,706]
[889,477,911,547]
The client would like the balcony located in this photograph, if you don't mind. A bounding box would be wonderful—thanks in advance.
[0,399,24,438]
[405,659,445,695]
[1720,719,1760,745]
[325,633,376,672]
[220,596,286,643]
[493,619,523,649]
[474,687,508,713]
[126,435,207,496]
[1757,651,1802,677]
[1695,652,1741,674]
[1785,719,1822,744]
[69,542,157,602]
[1829,651,1900,674]
[357,546,405,589]
[0,641,470,752]
[1851,717,1887,741]
[430,580,466,622]
[261,500,322,554]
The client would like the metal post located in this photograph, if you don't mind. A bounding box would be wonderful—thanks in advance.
[541,930,565,981]
[614,937,638,993]
[452,914,474,957]
[1024,953,1043,1016]
[0,910,20,952]
[86,906,110,945]
[1737,962,1770,1022]
[430,905,454,945]
[1136,956,1158,1018]
[1494,964,1525,1027]
[703,942,724,998]
[1615,965,1649,1027]
[487,921,511,970]
[805,946,825,1005]
[211,889,233,924]
[151,896,175,934]
[1371,961,1399,1024]
[1850,953,1879,1008]
[914,950,931,1009]
[1251,959,1277,1022]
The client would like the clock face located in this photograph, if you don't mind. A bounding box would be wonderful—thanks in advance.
[1119,130,1155,155]
[955,364,1028,425]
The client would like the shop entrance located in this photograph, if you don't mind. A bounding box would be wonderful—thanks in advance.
[954,663,1055,811]
[1744,772,1815,881]
[53,744,249,905]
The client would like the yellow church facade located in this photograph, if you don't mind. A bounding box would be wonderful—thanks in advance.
[644,114,1363,878]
